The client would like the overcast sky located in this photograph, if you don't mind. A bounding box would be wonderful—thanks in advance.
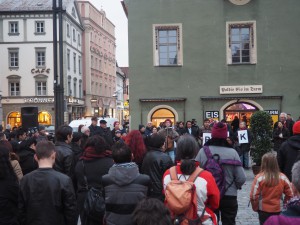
[88,0,128,67]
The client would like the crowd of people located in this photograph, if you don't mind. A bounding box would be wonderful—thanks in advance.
[0,112,300,225]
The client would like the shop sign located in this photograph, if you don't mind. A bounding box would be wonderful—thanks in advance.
[31,68,51,74]
[205,111,219,119]
[264,110,279,115]
[24,98,54,103]
[220,85,263,94]
[68,98,80,104]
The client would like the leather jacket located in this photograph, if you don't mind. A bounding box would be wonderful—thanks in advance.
[19,168,77,225]
[141,147,173,201]
[54,141,74,178]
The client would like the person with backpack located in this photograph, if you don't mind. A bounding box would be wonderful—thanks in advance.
[195,122,246,225]
[250,152,293,225]
[163,135,220,225]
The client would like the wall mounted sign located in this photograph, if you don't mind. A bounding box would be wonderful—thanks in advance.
[220,85,263,94]
[31,68,51,74]
[205,111,219,119]
[24,98,54,103]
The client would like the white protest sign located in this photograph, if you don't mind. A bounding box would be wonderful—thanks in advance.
[203,133,212,144]
[238,130,249,144]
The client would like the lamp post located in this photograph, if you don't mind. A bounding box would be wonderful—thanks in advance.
[53,0,64,131]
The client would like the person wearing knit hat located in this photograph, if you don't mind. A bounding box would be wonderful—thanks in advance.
[211,122,228,139]
[195,121,246,225]
[278,120,300,181]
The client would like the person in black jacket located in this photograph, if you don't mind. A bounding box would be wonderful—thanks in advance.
[17,137,38,175]
[19,141,77,225]
[75,136,114,225]
[0,144,19,225]
[277,121,300,181]
[88,117,101,136]
[54,125,74,178]
[141,133,173,201]
[102,143,150,225]
[273,121,290,152]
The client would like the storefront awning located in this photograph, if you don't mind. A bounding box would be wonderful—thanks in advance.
[200,95,283,101]
[140,98,186,102]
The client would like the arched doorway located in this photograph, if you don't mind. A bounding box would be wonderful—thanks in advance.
[38,111,52,125]
[151,108,175,127]
[224,102,259,127]
[7,111,21,128]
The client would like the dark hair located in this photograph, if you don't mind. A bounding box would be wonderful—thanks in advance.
[72,132,82,143]
[146,133,165,148]
[112,143,132,163]
[204,118,210,122]
[221,119,227,123]
[78,124,84,133]
[85,135,107,153]
[176,135,199,175]
[9,131,17,139]
[0,144,18,181]
[205,138,232,148]
[36,141,56,160]
[0,132,5,140]
[18,137,37,151]
[55,125,73,142]
[185,120,192,126]
[133,198,172,225]
[17,128,26,138]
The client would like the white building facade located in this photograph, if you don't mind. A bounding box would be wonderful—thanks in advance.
[0,0,84,127]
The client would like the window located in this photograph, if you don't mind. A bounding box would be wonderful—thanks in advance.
[36,81,47,96]
[35,21,45,34]
[73,78,77,97]
[9,21,19,35]
[78,34,81,45]
[73,29,76,41]
[67,24,70,37]
[78,56,81,74]
[10,82,20,96]
[67,49,70,70]
[226,21,257,65]
[153,24,183,66]
[68,76,72,95]
[79,80,82,98]
[73,53,76,72]
[36,48,46,67]
[8,48,19,68]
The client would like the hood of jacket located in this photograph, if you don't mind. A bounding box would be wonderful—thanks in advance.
[286,135,300,150]
[107,162,139,186]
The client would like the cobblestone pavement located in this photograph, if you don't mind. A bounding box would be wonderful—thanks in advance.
[235,169,259,225]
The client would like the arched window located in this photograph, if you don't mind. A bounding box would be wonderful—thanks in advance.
[151,108,175,127]
[7,111,21,128]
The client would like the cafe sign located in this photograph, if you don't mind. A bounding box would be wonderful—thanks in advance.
[220,85,263,94]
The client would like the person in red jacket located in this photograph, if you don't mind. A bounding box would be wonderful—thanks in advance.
[163,135,220,225]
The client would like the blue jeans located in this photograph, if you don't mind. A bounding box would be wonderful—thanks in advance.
[240,151,249,168]
[166,150,175,162]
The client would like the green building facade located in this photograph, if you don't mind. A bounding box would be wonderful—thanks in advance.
[124,0,300,129]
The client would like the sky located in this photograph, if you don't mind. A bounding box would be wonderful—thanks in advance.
[88,0,128,67]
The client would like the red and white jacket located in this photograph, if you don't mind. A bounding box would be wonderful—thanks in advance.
[250,172,293,213]
[163,165,220,225]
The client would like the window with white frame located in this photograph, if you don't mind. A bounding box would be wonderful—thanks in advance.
[36,81,47,96]
[36,48,46,67]
[226,21,257,65]
[67,49,70,70]
[73,29,76,41]
[9,21,19,34]
[79,80,82,98]
[35,21,45,34]
[78,56,81,74]
[67,24,70,37]
[68,76,72,95]
[73,78,77,97]
[153,24,183,66]
[10,82,20,96]
[8,48,19,68]
[73,53,76,72]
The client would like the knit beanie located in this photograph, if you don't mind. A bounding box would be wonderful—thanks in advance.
[211,122,228,139]
[293,121,300,135]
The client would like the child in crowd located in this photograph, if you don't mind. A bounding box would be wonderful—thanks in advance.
[250,153,293,225]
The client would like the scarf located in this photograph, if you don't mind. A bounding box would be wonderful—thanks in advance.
[112,162,137,168]
[80,146,112,160]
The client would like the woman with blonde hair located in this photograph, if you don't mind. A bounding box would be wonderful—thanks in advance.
[250,152,293,225]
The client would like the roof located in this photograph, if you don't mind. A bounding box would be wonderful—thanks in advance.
[120,67,129,78]
[0,0,72,12]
